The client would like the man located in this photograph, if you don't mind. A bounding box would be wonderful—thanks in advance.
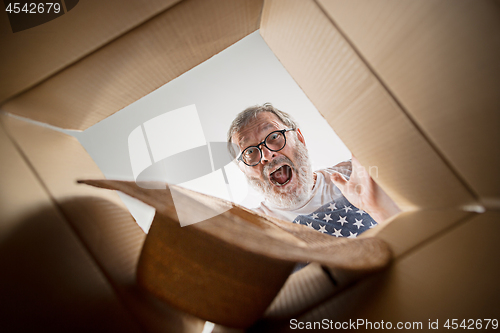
[227,103,400,238]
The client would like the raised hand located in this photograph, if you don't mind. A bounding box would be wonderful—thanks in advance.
[330,156,401,223]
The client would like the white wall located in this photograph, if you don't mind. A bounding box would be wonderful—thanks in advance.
[74,31,351,232]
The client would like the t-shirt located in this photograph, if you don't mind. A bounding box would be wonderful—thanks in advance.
[253,161,378,238]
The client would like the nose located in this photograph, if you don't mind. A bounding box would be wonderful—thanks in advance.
[260,145,276,165]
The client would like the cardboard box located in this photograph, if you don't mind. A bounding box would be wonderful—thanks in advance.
[1,0,499,331]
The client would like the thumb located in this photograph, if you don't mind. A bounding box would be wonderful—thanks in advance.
[331,172,348,194]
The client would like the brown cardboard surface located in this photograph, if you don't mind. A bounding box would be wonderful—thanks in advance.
[140,212,296,328]
[0,0,181,103]
[295,211,500,326]
[1,115,205,332]
[240,263,340,332]
[0,118,143,332]
[362,209,473,257]
[264,263,337,319]
[79,179,391,327]
[0,119,52,241]
[82,179,392,272]
[318,0,500,200]
[2,0,499,329]
[0,112,142,284]
[1,0,263,130]
[1,114,126,210]
[260,0,475,211]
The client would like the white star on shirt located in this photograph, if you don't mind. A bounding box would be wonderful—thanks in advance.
[323,214,332,223]
[343,205,353,213]
[356,209,366,215]
[333,228,343,237]
[306,222,314,229]
[328,202,336,211]
[347,231,358,238]
[353,218,364,229]
[370,222,377,229]
[337,215,348,226]
[294,219,300,224]
[318,225,327,233]
[311,213,319,219]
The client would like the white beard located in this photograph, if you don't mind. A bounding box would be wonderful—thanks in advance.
[247,140,314,209]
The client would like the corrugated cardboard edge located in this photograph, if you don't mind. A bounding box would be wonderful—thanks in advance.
[0,0,182,103]
[1,0,263,130]
[317,0,500,201]
[260,0,475,211]
[0,115,146,333]
[0,114,206,333]
[296,212,500,326]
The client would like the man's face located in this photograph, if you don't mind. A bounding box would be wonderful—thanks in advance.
[232,112,314,208]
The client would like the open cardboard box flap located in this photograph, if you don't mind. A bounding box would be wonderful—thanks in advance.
[77,177,391,328]
[0,0,262,130]
[0,0,183,104]
[1,0,499,331]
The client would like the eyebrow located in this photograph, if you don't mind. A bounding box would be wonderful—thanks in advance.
[239,123,275,148]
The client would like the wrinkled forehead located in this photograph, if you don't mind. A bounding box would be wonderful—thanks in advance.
[233,113,286,149]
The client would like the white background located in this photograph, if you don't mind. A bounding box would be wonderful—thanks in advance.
[71,31,351,232]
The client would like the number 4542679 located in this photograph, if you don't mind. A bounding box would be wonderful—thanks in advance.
[444,319,498,330]
[5,3,62,14]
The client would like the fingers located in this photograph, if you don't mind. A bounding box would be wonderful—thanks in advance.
[350,155,363,172]
[330,171,348,193]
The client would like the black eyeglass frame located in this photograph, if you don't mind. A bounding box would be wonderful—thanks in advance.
[237,128,295,166]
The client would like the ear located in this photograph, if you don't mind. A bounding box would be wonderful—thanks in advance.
[296,128,306,146]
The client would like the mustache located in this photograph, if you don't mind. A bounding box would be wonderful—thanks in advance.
[262,156,295,179]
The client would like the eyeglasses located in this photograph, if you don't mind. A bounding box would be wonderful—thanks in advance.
[237,128,295,166]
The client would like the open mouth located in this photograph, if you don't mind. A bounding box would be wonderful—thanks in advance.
[269,165,292,186]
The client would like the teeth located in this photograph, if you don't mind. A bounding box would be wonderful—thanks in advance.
[269,165,283,177]
[271,178,290,187]
[269,164,287,177]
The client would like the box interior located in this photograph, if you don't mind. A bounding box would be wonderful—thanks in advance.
[1,0,499,330]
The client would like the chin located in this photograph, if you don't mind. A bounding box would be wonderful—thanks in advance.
[267,177,312,209]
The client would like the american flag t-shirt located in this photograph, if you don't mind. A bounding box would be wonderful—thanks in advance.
[292,195,377,238]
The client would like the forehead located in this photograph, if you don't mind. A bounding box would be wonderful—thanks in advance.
[233,112,286,148]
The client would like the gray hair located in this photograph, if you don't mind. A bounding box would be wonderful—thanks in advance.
[227,103,299,159]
